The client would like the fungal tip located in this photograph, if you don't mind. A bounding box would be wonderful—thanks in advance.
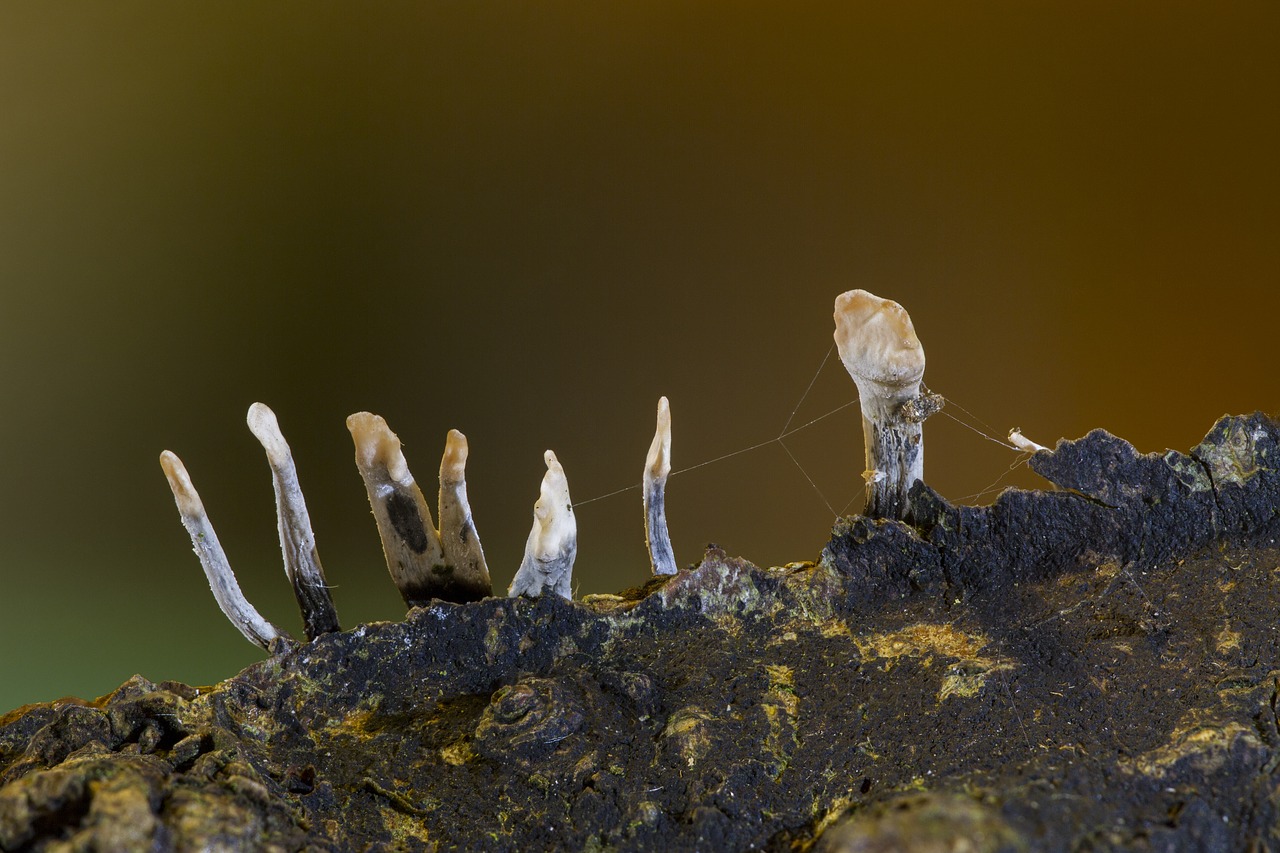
[347,411,412,484]
[441,429,469,483]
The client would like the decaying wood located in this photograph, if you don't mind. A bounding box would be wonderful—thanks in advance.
[3,413,1280,852]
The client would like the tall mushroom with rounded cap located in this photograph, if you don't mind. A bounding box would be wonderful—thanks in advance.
[834,289,942,520]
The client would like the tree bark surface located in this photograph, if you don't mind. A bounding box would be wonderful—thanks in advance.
[3,413,1280,852]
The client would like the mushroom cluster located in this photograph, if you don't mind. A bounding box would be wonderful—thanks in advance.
[161,290,942,651]
[160,397,683,649]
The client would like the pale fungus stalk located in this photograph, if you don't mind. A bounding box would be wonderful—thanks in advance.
[246,403,340,640]
[346,412,456,607]
[1008,428,1048,453]
[509,450,577,599]
[159,450,285,650]
[643,396,677,575]
[833,289,943,520]
[437,429,492,596]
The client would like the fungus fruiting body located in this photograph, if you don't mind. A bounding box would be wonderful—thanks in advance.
[158,449,286,650]
[346,412,492,606]
[159,292,955,651]
[833,289,941,520]
[438,429,491,594]
[643,396,677,576]
[508,450,578,599]
[246,403,339,639]
[1008,428,1048,453]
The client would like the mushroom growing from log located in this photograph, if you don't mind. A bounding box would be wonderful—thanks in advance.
[508,450,577,599]
[437,429,491,593]
[834,289,943,520]
[246,403,340,639]
[346,413,492,606]
[643,396,677,576]
[159,450,288,650]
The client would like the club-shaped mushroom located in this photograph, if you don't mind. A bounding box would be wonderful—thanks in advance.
[159,450,288,650]
[247,403,340,639]
[643,396,677,575]
[834,289,942,520]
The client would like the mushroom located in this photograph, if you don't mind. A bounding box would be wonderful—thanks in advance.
[508,450,577,599]
[438,429,491,594]
[1008,428,1048,453]
[833,289,942,520]
[159,450,287,650]
[643,396,677,575]
[246,403,340,639]
[347,412,491,606]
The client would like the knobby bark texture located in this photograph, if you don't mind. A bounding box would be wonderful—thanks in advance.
[3,413,1280,852]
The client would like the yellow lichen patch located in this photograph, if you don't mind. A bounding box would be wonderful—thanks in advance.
[580,593,633,615]
[854,623,990,662]
[715,614,745,639]
[762,664,800,778]
[765,665,797,704]
[317,703,379,738]
[377,806,432,848]
[440,739,477,766]
[821,621,852,639]
[660,707,712,769]
[1216,622,1242,655]
[854,623,1015,702]
[939,660,1015,701]
[484,622,506,661]
[811,796,858,840]
[766,629,801,648]
[1199,419,1265,486]
[1126,721,1264,779]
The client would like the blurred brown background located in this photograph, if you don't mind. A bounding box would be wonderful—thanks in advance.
[1,3,1276,712]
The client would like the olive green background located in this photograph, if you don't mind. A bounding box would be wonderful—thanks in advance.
[1,3,1276,712]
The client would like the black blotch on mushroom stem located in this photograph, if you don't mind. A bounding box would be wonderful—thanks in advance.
[386,492,430,554]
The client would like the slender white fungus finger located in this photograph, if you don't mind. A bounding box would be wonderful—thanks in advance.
[834,289,940,520]
[1008,428,1048,453]
[159,450,285,651]
[346,412,456,607]
[437,429,492,599]
[246,403,340,640]
[509,450,577,599]
[643,396,677,576]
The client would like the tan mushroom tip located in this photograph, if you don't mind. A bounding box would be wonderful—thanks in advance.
[159,450,202,515]
[246,402,290,466]
[646,396,672,481]
[346,411,411,484]
[441,429,469,482]
[833,289,925,389]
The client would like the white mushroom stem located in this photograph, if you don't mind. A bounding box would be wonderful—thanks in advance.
[1008,428,1048,453]
[834,289,941,521]
[643,396,677,576]
[159,450,285,651]
[246,403,340,640]
[438,429,492,597]
[509,450,577,599]
[346,412,455,607]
